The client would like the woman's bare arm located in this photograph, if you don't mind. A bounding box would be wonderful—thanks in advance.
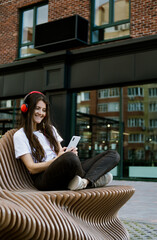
[20,142,78,174]
[21,142,65,174]
[21,153,58,174]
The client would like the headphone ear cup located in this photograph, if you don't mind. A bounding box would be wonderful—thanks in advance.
[21,103,28,113]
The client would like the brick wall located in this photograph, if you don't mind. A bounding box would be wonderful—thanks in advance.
[0,0,90,65]
[0,0,157,65]
[48,0,90,21]
[131,0,157,37]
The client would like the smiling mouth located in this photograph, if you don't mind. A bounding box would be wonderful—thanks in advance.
[35,116,44,121]
[36,115,42,117]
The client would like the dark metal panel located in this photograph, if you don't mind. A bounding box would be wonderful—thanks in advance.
[99,54,134,85]
[48,92,69,144]
[135,50,157,81]
[44,64,65,90]
[71,34,157,60]
[70,55,134,89]
[0,76,4,97]
[70,59,99,88]
[3,73,24,97]
[24,69,44,94]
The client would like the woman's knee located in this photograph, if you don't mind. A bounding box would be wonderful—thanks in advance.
[108,150,120,164]
[63,152,81,167]
[62,152,83,177]
[115,151,120,163]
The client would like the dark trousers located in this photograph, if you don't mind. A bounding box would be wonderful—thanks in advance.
[32,150,120,191]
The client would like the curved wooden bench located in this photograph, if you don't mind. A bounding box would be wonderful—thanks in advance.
[0,129,135,240]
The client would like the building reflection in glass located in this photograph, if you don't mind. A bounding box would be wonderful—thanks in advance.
[77,84,157,179]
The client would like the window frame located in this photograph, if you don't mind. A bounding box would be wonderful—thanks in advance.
[149,88,157,97]
[91,0,131,44]
[18,2,48,59]
[128,102,144,112]
[128,134,144,143]
[98,102,119,113]
[149,119,157,128]
[128,87,144,97]
[128,118,144,127]
[98,88,119,98]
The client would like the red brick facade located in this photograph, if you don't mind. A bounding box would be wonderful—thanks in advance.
[130,0,157,37]
[0,0,157,65]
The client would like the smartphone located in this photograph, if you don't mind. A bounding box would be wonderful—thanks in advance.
[67,136,81,149]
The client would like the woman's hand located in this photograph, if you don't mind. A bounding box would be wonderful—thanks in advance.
[65,147,78,156]
[71,147,78,156]
[57,146,78,158]
[58,141,78,156]
[57,147,67,157]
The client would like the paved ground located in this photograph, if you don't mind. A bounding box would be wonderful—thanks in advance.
[112,180,157,239]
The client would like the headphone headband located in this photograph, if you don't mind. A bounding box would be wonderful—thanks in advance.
[21,91,44,113]
[23,91,44,101]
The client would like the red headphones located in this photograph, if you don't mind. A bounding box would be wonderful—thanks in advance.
[21,91,44,113]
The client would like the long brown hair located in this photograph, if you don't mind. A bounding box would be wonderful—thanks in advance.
[20,92,60,162]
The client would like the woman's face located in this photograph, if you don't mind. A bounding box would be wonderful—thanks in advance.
[33,100,46,126]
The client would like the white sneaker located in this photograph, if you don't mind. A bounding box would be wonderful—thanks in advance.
[68,175,88,190]
[94,172,113,188]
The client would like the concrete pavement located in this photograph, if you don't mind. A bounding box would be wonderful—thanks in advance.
[112,180,157,224]
[111,180,157,239]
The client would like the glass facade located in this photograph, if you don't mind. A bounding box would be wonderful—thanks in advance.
[1,83,157,180]
[0,98,22,138]
[76,84,157,180]
[92,0,130,43]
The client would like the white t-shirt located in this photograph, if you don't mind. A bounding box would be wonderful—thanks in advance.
[13,127,63,163]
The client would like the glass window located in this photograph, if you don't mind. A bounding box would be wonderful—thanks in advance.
[114,0,129,22]
[79,92,90,101]
[77,92,91,114]
[108,102,119,111]
[149,103,157,112]
[98,88,119,98]
[128,87,144,97]
[128,149,145,160]
[19,4,48,58]
[22,9,33,44]
[110,88,119,97]
[149,88,157,97]
[128,118,144,127]
[91,0,130,43]
[78,106,90,114]
[128,102,144,111]
[94,0,109,26]
[104,23,130,40]
[98,89,108,98]
[150,135,157,143]
[76,84,157,180]
[37,5,48,25]
[0,98,23,137]
[98,103,108,112]
[128,134,144,143]
[98,102,119,112]
[149,119,157,128]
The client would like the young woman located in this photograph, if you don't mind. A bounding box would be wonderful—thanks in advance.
[13,91,120,191]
